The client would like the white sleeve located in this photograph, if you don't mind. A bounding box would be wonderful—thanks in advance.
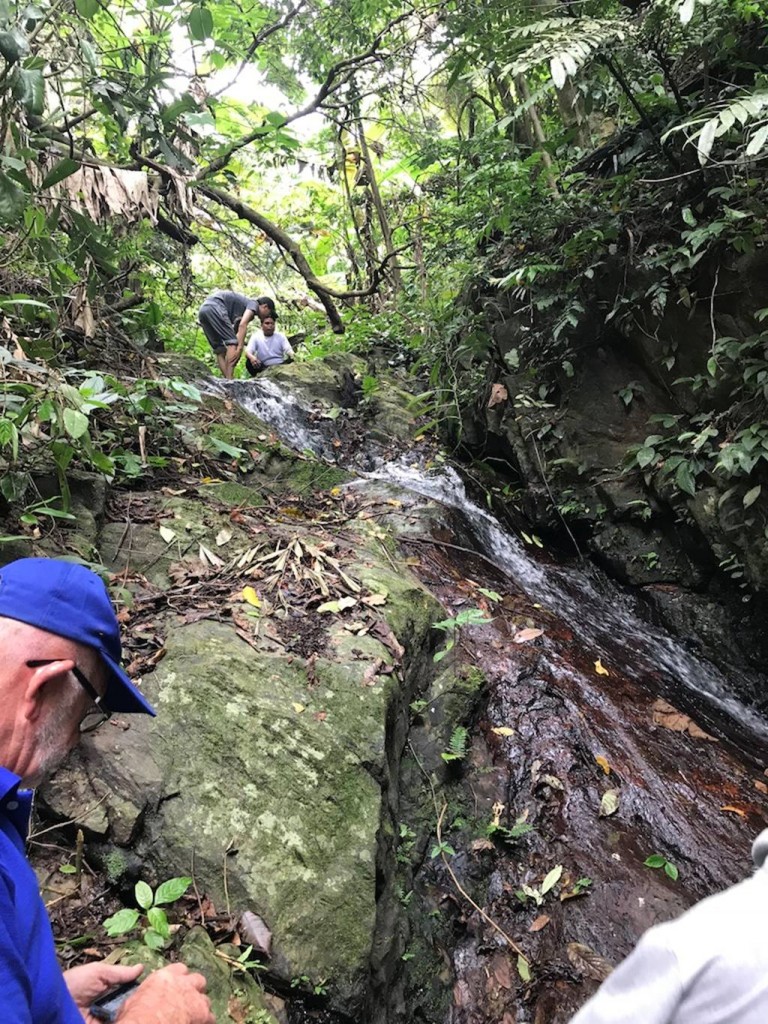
[569,928,683,1024]
[281,334,294,358]
[246,330,264,357]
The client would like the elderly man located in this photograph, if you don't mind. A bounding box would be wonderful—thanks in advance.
[0,557,214,1023]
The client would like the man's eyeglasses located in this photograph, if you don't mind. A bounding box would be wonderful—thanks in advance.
[26,659,112,734]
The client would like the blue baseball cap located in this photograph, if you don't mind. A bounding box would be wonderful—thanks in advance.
[0,557,155,716]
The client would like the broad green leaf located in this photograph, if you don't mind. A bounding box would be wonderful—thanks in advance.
[644,854,666,868]
[59,863,77,874]
[743,485,761,508]
[42,158,80,189]
[636,447,656,469]
[63,407,89,439]
[143,928,166,950]
[188,5,213,41]
[12,67,44,115]
[517,955,531,982]
[675,461,696,496]
[135,880,153,910]
[147,907,170,938]
[541,864,563,895]
[0,28,29,63]
[0,171,25,223]
[103,908,140,936]
[153,876,192,905]
[75,0,99,18]
[664,861,679,881]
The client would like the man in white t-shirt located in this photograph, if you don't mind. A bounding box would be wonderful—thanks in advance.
[245,316,294,377]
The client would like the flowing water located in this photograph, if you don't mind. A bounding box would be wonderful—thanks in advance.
[217,371,768,1024]
[214,373,768,757]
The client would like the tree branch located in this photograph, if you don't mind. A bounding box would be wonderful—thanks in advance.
[195,8,418,182]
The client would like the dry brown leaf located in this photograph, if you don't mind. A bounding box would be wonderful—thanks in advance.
[567,942,613,982]
[514,627,543,644]
[529,914,550,933]
[471,838,495,853]
[755,780,768,794]
[651,699,716,742]
[488,383,509,409]
[595,755,611,775]
[239,910,272,957]
[491,955,513,989]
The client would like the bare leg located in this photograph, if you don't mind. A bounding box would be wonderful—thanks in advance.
[216,351,232,378]
[226,345,242,376]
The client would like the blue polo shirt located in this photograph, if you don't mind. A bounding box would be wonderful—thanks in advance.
[0,766,82,1022]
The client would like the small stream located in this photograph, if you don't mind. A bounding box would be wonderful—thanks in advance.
[213,371,768,1024]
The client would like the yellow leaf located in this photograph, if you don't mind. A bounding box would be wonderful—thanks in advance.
[594,658,610,676]
[292,702,305,713]
[242,586,261,608]
[330,487,341,497]
[720,805,746,817]
[491,726,515,737]
[595,755,611,775]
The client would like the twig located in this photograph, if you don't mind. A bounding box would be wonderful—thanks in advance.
[407,740,529,965]
[28,793,109,841]
[190,849,205,926]
[435,801,529,963]
[400,535,503,571]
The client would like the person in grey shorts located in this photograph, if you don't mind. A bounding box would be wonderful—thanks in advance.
[198,290,261,378]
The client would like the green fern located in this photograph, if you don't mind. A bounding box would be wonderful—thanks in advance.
[499,17,630,89]
[664,89,768,163]
[441,726,468,763]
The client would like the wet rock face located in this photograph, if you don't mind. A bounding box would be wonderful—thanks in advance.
[462,266,768,701]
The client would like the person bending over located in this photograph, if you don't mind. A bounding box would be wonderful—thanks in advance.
[0,557,214,1024]
[245,315,294,377]
[568,828,768,1024]
[197,289,260,378]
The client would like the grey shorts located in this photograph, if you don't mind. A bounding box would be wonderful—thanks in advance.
[198,299,237,353]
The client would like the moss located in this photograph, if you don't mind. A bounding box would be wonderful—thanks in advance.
[200,480,265,508]
[102,848,131,885]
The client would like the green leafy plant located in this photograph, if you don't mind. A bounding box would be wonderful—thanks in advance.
[441,726,468,763]
[432,607,491,663]
[102,876,192,950]
[644,854,679,881]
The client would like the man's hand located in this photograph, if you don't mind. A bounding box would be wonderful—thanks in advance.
[118,963,214,1024]
[64,961,143,1022]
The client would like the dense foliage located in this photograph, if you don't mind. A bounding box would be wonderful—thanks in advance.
[1,0,768,568]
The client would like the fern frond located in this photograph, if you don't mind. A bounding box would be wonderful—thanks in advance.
[499,18,631,90]
[663,89,768,163]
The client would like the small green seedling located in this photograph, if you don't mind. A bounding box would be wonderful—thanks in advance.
[644,854,679,881]
[432,608,491,662]
[103,876,192,950]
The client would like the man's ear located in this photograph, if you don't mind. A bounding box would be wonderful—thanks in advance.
[23,660,73,722]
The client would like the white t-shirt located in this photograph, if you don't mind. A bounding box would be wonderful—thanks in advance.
[245,330,294,367]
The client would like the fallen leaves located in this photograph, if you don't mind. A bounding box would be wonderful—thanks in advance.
[595,755,612,775]
[651,699,716,741]
[242,586,261,608]
[594,658,609,676]
[599,789,620,817]
[720,805,746,818]
[567,943,613,982]
[540,864,562,895]
[317,595,358,614]
[529,914,550,933]
[488,383,508,409]
[514,627,543,644]
[491,726,515,737]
